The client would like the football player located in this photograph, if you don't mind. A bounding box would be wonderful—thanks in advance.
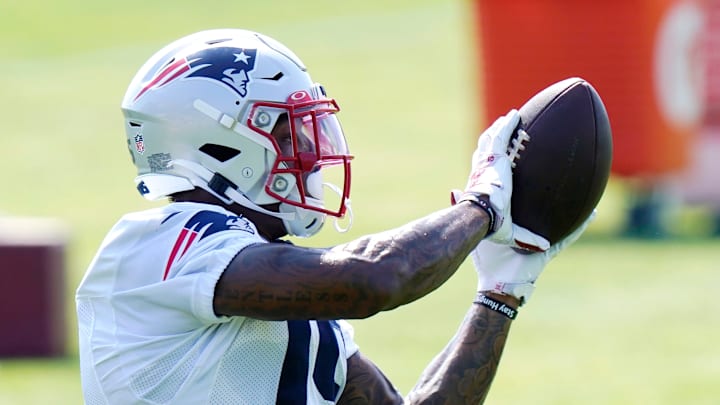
[76,29,591,404]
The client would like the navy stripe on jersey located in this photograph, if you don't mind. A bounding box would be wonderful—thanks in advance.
[277,321,311,404]
[277,320,341,404]
[314,321,340,401]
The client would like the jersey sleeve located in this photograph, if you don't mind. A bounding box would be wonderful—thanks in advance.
[168,231,265,324]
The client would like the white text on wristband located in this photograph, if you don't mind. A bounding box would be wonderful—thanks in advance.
[474,293,517,320]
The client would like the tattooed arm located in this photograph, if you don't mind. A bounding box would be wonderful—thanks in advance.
[337,352,404,404]
[334,292,518,405]
[213,201,489,320]
[405,292,519,404]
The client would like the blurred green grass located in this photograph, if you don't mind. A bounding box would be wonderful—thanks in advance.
[0,1,718,404]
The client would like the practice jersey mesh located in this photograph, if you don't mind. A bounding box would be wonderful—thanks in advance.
[76,202,359,404]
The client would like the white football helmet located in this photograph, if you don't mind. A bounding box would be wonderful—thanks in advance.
[121,29,353,237]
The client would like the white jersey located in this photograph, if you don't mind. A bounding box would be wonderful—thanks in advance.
[76,202,359,404]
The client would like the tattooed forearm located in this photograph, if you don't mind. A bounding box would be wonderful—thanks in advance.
[406,300,514,405]
[214,243,383,319]
[330,203,491,310]
[214,203,491,320]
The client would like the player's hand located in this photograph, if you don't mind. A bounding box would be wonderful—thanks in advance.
[451,188,550,252]
[470,210,596,305]
[459,110,517,232]
[456,109,547,250]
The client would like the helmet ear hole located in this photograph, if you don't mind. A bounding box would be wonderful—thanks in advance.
[199,143,241,162]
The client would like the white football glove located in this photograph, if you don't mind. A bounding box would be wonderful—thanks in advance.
[471,210,596,305]
[451,192,550,252]
[457,109,549,251]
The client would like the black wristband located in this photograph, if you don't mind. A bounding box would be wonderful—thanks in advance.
[460,192,496,234]
[474,293,518,320]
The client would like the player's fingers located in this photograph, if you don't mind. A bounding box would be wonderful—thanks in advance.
[511,224,550,252]
[495,109,520,145]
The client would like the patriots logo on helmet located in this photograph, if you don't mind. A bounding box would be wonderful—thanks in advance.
[134,46,258,101]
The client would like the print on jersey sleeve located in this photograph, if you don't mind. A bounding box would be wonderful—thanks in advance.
[162,211,255,280]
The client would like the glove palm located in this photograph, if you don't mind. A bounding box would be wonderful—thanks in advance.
[473,211,596,304]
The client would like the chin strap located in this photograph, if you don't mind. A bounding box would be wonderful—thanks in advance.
[171,158,354,236]
[323,182,353,233]
[333,202,353,233]
[171,159,295,220]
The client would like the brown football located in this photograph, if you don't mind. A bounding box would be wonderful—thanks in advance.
[509,77,613,244]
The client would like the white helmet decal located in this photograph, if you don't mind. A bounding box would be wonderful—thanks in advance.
[133,46,258,101]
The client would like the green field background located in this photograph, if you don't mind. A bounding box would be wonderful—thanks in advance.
[1,1,719,404]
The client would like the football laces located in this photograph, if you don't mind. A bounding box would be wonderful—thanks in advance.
[507,129,531,168]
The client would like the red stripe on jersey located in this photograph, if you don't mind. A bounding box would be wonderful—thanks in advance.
[163,228,189,280]
[180,230,198,257]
